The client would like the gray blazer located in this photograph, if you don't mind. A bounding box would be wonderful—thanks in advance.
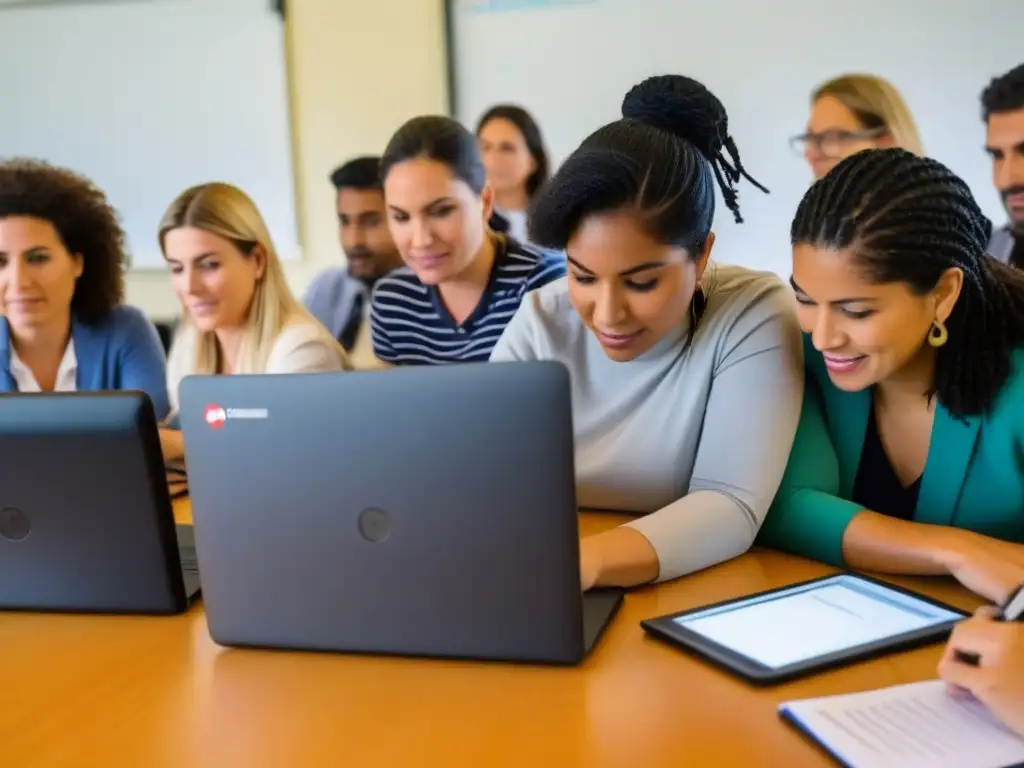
[302,267,364,340]
[989,226,1015,264]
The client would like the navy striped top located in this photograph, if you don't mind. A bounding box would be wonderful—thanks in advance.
[369,236,565,365]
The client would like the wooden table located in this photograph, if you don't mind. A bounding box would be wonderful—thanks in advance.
[0,499,982,767]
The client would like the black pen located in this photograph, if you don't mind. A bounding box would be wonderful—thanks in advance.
[1000,584,1024,623]
[954,583,1024,666]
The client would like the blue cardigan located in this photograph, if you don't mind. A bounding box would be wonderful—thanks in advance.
[0,305,170,420]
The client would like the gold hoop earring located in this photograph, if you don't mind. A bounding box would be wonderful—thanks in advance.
[928,320,948,348]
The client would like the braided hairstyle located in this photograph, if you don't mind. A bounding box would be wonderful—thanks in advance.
[792,147,1024,417]
[528,75,767,325]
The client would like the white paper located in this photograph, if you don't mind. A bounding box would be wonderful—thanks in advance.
[781,680,1024,768]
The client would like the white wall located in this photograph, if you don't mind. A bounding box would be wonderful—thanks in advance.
[124,0,450,318]
[1,0,297,272]
[451,0,1023,277]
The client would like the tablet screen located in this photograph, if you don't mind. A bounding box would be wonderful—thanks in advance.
[672,574,963,669]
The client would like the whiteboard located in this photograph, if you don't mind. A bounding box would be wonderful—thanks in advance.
[0,0,298,270]
[450,0,1023,277]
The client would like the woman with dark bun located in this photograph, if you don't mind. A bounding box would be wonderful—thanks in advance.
[491,75,803,590]
[759,148,1024,606]
[0,159,169,418]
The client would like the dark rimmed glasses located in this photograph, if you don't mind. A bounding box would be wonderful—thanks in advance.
[789,127,887,158]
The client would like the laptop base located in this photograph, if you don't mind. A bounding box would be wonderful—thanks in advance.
[176,524,202,602]
[583,588,625,653]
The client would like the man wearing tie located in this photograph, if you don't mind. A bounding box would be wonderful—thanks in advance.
[303,157,402,369]
[981,64,1024,266]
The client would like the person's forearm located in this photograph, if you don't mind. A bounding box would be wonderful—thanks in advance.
[623,490,759,583]
[585,527,660,588]
[840,510,962,574]
[159,428,185,462]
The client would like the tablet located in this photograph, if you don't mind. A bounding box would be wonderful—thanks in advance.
[640,573,968,684]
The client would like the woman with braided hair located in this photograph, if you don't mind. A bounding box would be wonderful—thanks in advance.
[759,147,1024,604]
[491,75,803,590]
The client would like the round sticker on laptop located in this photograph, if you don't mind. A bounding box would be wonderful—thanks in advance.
[358,508,392,543]
[205,404,227,430]
[0,507,30,541]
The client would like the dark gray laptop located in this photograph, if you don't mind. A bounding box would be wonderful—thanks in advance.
[179,362,623,664]
[0,392,200,614]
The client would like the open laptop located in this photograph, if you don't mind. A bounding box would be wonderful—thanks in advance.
[179,362,623,664]
[0,392,200,614]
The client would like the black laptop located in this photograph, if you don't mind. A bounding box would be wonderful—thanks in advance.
[0,391,200,614]
[179,362,623,664]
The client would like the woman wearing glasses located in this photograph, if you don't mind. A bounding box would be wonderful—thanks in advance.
[790,74,923,180]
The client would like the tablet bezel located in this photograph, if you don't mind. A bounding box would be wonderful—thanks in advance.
[640,572,969,685]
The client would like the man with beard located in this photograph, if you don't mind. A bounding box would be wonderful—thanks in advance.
[304,156,403,369]
[982,64,1024,266]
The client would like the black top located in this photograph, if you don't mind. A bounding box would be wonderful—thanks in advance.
[851,403,922,521]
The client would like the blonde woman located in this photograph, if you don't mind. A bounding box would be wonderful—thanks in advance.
[791,73,924,179]
[158,182,348,459]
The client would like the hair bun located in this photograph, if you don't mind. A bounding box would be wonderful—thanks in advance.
[621,75,728,160]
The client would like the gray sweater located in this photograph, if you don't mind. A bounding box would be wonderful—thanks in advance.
[490,264,804,582]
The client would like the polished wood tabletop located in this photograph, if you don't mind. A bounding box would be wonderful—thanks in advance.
[0,499,983,767]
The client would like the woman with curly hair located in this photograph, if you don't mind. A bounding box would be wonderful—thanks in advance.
[0,159,170,418]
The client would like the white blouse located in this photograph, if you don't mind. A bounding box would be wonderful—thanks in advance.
[9,340,77,392]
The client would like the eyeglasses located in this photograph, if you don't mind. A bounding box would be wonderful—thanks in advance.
[789,127,887,159]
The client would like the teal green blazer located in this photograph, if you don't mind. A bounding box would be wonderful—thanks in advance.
[757,336,1024,565]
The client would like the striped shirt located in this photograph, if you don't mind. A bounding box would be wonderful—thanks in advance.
[370,236,565,365]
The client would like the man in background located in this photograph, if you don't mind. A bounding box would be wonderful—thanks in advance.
[304,156,402,369]
[981,63,1024,266]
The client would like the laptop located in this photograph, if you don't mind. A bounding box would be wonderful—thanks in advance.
[0,391,200,614]
[179,362,623,664]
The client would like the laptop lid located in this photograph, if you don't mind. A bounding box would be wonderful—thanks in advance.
[0,391,195,614]
[180,362,597,663]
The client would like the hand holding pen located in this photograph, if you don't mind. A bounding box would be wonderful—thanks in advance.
[937,584,1024,737]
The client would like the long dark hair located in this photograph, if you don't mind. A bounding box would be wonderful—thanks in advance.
[476,104,550,199]
[528,74,768,325]
[381,116,486,194]
[791,147,1024,417]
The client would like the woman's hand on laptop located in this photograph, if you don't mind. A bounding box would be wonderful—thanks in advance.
[938,608,1024,736]
[579,529,659,590]
[158,427,185,462]
[580,541,600,591]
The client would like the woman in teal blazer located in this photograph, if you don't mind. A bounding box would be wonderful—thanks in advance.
[758,148,1024,605]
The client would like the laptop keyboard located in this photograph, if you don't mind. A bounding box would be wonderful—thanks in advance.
[175,525,199,576]
[179,547,199,575]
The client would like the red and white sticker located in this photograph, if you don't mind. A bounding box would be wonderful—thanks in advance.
[203,404,268,429]
[205,404,227,430]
